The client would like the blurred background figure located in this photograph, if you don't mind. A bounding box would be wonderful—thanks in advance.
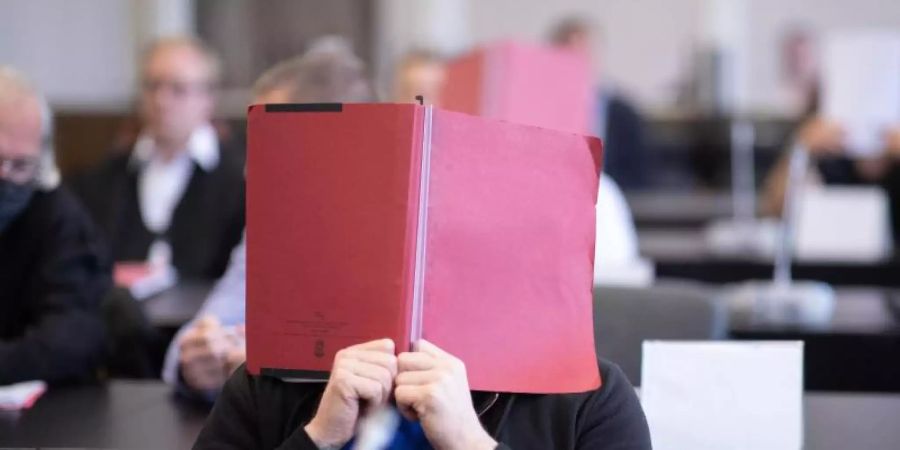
[70,36,245,289]
[0,67,108,385]
[391,49,447,105]
[778,26,820,117]
[549,16,651,191]
[163,39,374,399]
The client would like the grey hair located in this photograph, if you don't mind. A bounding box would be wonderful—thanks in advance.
[0,66,59,190]
[252,36,374,103]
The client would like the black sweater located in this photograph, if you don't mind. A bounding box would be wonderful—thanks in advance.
[194,359,652,449]
[0,187,110,385]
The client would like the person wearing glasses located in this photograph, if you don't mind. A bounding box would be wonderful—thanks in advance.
[70,36,245,283]
[0,67,109,385]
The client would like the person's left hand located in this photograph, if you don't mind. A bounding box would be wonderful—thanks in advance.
[223,324,246,376]
[394,340,497,450]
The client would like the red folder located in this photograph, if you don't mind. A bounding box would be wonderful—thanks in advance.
[246,103,602,393]
[440,41,595,135]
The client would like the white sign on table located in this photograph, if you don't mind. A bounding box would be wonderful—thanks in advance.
[641,341,803,450]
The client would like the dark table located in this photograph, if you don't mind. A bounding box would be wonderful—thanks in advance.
[640,228,900,287]
[728,287,900,392]
[0,380,208,449]
[141,282,213,328]
[2,380,899,449]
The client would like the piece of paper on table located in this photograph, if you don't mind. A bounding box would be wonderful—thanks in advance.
[0,380,46,410]
[796,186,892,262]
[822,30,900,157]
[641,341,803,450]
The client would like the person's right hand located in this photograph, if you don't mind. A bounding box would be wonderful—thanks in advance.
[304,339,398,449]
[179,316,236,391]
[797,116,845,155]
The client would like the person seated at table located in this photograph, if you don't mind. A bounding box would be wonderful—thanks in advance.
[69,36,245,283]
[162,38,374,398]
[0,67,109,385]
[762,116,900,238]
[549,16,651,191]
[194,338,650,449]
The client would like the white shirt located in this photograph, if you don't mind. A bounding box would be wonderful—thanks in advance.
[131,124,220,234]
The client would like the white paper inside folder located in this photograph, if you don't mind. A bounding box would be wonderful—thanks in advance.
[640,341,804,450]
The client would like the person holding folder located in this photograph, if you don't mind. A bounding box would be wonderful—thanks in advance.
[164,38,375,398]
[194,338,650,449]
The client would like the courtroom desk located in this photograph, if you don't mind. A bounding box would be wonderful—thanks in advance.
[627,191,734,229]
[730,287,900,392]
[0,380,208,449]
[2,381,900,449]
[640,228,900,287]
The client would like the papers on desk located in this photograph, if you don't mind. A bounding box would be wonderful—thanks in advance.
[822,30,900,157]
[641,341,803,450]
[796,186,892,262]
[0,380,46,410]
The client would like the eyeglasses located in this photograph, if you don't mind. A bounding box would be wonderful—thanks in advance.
[142,79,213,98]
[0,155,39,184]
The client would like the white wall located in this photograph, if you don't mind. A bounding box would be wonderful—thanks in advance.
[0,0,194,111]
[464,0,900,114]
[746,0,900,113]
[4,0,900,114]
[0,0,137,110]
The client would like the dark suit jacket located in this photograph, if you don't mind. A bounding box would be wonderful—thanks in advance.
[0,187,110,385]
[69,140,245,281]
[601,92,651,190]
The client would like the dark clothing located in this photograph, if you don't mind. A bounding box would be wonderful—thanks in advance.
[194,359,652,450]
[69,142,245,280]
[817,157,900,241]
[601,92,650,191]
[0,187,110,385]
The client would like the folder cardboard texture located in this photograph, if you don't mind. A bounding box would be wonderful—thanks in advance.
[440,41,595,135]
[246,103,602,393]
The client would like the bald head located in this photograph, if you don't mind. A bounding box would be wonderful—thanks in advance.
[140,36,221,153]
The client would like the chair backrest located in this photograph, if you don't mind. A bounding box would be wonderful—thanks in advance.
[593,282,728,384]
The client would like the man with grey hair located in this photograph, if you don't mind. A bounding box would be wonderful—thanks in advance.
[0,66,109,385]
[71,36,245,284]
[163,39,374,399]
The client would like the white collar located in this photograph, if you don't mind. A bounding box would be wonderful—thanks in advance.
[130,124,220,172]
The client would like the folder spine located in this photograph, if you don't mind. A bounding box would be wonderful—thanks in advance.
[409,106,434,346]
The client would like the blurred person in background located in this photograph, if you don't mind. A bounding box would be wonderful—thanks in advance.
[392,49,447,106]
[0,67,109,385]
[778,26,820,117]
[550,16,651,191]
[762,115,900,240]
[70,36,245,284]
[550,17,644,284]
[163,37,375,400]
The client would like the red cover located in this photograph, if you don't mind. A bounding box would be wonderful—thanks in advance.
[441,41,595,135]
[246,103,423,378]
[246,103,602,393]
[424,109,602,393]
